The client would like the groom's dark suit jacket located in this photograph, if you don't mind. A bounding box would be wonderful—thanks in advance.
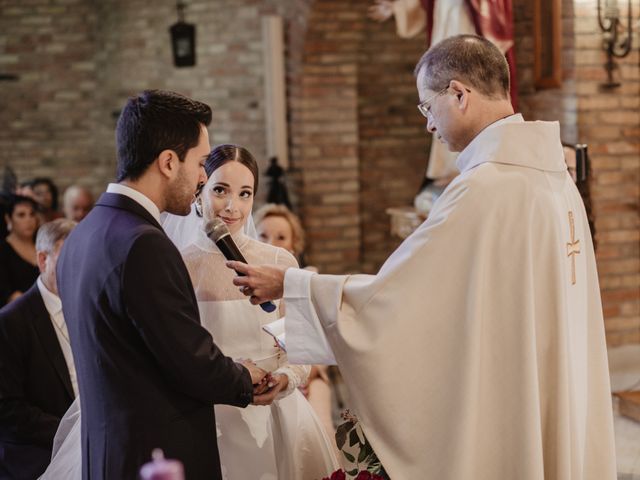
[57,192,253,480]
[0,283,75,480]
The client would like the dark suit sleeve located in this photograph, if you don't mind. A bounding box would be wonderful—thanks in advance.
[0,313,61,446]
[122,231,253,407]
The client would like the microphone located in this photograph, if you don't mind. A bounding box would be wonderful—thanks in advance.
[204,218,277,313]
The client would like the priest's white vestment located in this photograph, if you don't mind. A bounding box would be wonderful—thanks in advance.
[284,115,616,480]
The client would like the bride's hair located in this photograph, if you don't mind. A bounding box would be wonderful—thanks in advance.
[204,144,259,192]
[194,144,260,218]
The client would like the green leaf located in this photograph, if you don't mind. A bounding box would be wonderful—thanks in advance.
[358,446,370,463]
[349,428,360,447]
[343,451,355,463]
[347,468,359,476]
[335,421,354,450]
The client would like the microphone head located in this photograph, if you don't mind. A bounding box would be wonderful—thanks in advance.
[203,217,230,242]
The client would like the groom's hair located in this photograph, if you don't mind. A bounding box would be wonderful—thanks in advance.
[415,34,510,100]
[115,90,212,182]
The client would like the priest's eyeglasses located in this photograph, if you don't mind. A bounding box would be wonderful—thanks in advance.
[417,86,472,119]
[417,86,449,119]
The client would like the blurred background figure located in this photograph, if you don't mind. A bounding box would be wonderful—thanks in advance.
[15,181,36,202]
[254,203,340,446]
[63,185,94,222]
[30,178,63,223]
[0,218,77,480]
[255,203,305,265]
[0,195,39,307]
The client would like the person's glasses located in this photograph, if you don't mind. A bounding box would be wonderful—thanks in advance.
[417,86,449,119]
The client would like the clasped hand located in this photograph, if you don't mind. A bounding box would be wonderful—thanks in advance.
[240,360,289,406]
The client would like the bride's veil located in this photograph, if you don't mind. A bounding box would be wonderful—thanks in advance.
[39,398,81,479]
[160,203,258,250]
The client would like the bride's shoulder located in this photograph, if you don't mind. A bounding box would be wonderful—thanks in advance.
[180,243,210,265]
[245,238,298,268]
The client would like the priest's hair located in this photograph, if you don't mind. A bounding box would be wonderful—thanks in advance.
[415,34,510,100]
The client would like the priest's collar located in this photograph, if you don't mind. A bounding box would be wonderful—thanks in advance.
[455,113,567,175]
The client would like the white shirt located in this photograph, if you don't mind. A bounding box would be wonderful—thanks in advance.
[36,277,78,397]
[106,183,161,223]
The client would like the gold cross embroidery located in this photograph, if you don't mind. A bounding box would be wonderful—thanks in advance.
[566,211,581,285]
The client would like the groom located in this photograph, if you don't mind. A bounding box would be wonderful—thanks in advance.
[57,90,267,480]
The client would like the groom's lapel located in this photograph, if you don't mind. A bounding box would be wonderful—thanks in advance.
[95,193,163,230]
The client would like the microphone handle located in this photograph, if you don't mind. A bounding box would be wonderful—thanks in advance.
[215,237,277,313]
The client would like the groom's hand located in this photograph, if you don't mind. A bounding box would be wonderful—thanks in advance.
[252,373,289,406]
[240,360,268,388]
[226,262,289,304]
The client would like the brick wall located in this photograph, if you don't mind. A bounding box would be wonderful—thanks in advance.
[513,0,639,346]
[0,0,310,197]
[291,0,639,343]
[1,0,638,344]
[0,0,109,193]
[574,0,640,346]
[287,0,427,273]
[515,0,578,142]
[357,6,429,273]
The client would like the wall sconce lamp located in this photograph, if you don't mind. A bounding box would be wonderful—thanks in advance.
[169,1,196,67]
[597,0,633,89]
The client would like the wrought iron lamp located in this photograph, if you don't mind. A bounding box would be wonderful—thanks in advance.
[597,0,633,88]
[169,1,196,67]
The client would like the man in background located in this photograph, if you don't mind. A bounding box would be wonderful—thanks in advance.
[0,219,77,480]
[63,185,94,222]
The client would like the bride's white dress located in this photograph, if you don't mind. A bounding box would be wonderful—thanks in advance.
[41,228,338,480]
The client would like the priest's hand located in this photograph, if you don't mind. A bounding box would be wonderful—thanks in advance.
[226,262,289,304]
[252,373,289,406]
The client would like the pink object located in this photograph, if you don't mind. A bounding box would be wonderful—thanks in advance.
[139,449,185,480]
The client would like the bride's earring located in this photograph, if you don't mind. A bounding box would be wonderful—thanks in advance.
[195,196,203,217]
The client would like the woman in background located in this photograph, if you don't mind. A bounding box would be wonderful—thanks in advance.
[0,195,39,306]
[254,203,339,447]
[30,177,63,223]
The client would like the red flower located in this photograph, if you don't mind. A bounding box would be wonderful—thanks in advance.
[322,469,346,480]
[332,470,347,480]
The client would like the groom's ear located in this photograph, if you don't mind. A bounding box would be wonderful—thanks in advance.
[156,149,179,180]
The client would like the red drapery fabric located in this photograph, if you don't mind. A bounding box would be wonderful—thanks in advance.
[419,0,518,111]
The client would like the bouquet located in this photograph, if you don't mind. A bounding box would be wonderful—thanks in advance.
[322,410,389,480]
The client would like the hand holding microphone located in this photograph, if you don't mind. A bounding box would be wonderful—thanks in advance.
[204,218,277,313]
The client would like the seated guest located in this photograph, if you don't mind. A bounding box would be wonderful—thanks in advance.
[14,182,35,201]
[0,193,10,240]
[62,185,94,222]
[0,196,39,307]
[0,218,77,480]
[30,178,63,223]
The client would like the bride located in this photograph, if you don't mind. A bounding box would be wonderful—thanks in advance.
[42,145,338,479]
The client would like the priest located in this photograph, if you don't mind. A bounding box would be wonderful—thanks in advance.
[228,35,616,480]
